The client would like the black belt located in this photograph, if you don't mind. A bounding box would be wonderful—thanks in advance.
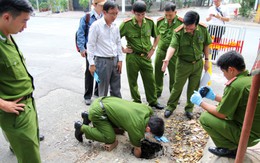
[23,93,32,100]
[95,56,115,60]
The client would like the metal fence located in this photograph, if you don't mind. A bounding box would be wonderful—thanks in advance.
[207,24,246,62]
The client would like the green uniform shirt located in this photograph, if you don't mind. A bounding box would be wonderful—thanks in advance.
[217,71,260,136]
[156,16,183,50]
[120,16,157,54]
[0,31,33,100]
[169,24,212,62]
[102,97,153,147]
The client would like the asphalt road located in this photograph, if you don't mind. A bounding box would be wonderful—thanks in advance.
[0,12,260,162]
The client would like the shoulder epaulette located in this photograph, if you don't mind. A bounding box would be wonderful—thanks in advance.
[225,77,237,86]
[177,17,183,22]
[174,24,184,32]
[123,17,132,23]
[199,22,207,28]
[145,16,153,21]
[157,16,164,22]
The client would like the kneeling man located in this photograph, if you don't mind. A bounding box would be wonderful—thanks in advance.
[74,96,164,158]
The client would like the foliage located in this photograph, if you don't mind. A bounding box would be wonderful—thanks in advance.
[60,0,68,11]
[47,0,68,13]
[144,0,153,13]
[39,2,50,11]
[48,0,60,13]
[240,0,254,18]
[29,0,37,9]
[79,0,89,10]
[176,0,183,9]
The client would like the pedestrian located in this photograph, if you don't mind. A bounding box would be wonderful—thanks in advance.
[162,11,212,119]
[0,0,41,162]
[154,2,183,98]
[74,96,164,158]
[120,1,164,110]
[76,0,106,105]
[87,1,123,97]
[190,50,260,158]
[206,0,230,60]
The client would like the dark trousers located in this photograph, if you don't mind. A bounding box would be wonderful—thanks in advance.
[84,57,98,100]
[208,25,226,60]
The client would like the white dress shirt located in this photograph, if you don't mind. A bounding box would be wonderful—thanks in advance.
[207,4,230,25]
[87,17,123,65]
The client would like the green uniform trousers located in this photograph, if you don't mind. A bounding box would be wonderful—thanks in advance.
[126,53,157,105]
[0,98,40,163]
[200,112,259,149]
[166,58,203,112]
[81,99,116,144]
[154,48,176,97]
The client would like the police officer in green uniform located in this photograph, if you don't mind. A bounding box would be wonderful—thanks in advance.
[155,2,183,98]
[119,1,163,109]
[0,0,41,162]
[74,96,164,158]
[162,11,212,119]
[190,51,260,158]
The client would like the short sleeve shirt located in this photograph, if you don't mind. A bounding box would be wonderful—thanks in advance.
[207,4,230,25]
[169,24,212,62]
[102,97,154,147]
[0,32,33,100]
[120,16,157,54]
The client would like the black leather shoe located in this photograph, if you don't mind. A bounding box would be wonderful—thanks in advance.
[208,147,237,158]
[149,103,164,110]
[164,110,172,118]
[185,111,193,119]
[81,112,91,125]
[39,134,45,141]
[74,121,83,142]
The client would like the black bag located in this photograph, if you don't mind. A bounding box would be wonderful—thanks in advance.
[75,13,90,52]
[140,139,163,159]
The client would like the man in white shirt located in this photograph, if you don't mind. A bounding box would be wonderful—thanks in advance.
[87,1,123,97]
[206,0,230,60]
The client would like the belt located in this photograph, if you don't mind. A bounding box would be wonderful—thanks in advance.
[95,56,115,60]
[23,93,32,100]
[133,52,146,57]
[180,58,201,64]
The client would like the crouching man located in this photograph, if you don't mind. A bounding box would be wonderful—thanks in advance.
[190,50,260,158]
[74,96,164,158]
